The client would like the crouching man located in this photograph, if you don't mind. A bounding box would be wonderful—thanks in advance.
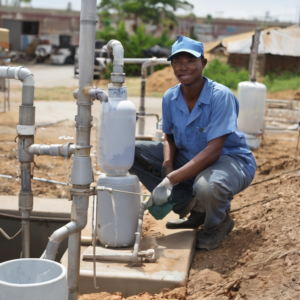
[129,36,256,250]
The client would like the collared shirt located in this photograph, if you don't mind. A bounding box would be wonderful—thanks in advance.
[162,76,257,182]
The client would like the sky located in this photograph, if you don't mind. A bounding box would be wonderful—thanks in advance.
[21,0,300,24]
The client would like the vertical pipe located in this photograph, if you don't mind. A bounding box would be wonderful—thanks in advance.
[21,212,30,258]
[68,2,96,298]
[68,232,81,300]
[75,0,97,153]
[249,29,261,82]
[138,74,146,136]
[19,162,33,258]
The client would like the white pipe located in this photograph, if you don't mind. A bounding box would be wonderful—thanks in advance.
[107,39,125,85]
[138,58,170,136]
[107,40,124,71]
[132,202,147,263]
[0,66,35,258]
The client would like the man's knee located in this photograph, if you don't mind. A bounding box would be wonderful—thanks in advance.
[193,176,228,204]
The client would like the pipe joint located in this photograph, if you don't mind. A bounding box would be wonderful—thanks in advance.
[82,85,108,102]
[19,191,33,212]
[27,143,74,158]
[107,39,125,84]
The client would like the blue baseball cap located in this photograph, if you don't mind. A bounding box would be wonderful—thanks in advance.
[167,36,204,61]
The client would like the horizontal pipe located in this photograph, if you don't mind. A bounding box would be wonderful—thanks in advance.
[27,143,75,158]
[0,174,68,186]
[83,250,154,262]
[0,211,70,222]
[124,58,169,64]
[141,58,170,76]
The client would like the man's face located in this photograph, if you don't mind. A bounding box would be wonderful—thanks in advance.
[172,52,206,86]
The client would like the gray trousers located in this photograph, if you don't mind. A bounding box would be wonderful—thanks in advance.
[129,141,251,230]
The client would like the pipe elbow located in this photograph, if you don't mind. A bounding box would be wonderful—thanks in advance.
[18,67,35,87]
[107,39,123,53]
[76,211,88,231]
[107,39,124,66]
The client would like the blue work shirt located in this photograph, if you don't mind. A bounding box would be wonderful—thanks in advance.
[162,77,257,183]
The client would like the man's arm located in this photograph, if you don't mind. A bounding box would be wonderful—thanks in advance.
[167,135,226,185]
[161,133,178,178]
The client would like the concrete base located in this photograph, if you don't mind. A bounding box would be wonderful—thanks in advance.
[63,213,197,297]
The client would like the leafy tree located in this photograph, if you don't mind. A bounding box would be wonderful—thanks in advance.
[98,0,193,31]
[97,21,175,76]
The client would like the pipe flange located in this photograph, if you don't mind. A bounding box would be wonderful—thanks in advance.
[17,125,35,136]
[110,74,125,83]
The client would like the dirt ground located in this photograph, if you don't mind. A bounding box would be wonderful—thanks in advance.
[2,106,300,299]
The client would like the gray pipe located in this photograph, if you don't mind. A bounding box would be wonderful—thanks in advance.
[27,142,75,158]
[138,58,170,136]
[44,195,89,261]
[68,232,81,300]
[41,2,97,300]
[0,66,35,258]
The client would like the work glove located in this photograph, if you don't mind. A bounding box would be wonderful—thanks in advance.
[146,177,173,209]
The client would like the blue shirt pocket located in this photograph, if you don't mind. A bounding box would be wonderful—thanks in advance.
[173,125,183,149]
[196,127,207,154]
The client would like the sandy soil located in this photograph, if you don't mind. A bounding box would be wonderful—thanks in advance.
[146,67,179,93]
[2,106,300,299]
[267,89,300,101]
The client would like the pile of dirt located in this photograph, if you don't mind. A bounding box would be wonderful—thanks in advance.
[79,287,186,300]
[267,89,300,100]
[146,67,178,93]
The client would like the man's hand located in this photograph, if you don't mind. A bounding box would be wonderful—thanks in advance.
[146,177,173,208]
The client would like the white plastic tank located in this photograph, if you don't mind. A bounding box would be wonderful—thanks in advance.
[237,81,267,135]
[97,174,141,248]
[97,84,136,176]
[0,259,67,300]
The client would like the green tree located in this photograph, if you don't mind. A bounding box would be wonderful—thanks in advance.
[98,0,193,32]
[96,21,175,76]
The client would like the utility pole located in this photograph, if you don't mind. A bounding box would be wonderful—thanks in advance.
[249,29,261,82]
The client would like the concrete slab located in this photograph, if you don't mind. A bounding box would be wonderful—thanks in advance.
[0,195,94,262]
[0,195,93,237]
[72,212,197,297]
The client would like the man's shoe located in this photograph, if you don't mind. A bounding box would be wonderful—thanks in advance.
[196,211,234,250]
[166,211,206,229]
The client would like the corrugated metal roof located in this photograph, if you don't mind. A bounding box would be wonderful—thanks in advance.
[227,27,300,56]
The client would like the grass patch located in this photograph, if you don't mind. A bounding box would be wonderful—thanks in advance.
[204,59,249,90]
[264,71,300,93]
[34,87,75,101]
[12,77,164,101]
